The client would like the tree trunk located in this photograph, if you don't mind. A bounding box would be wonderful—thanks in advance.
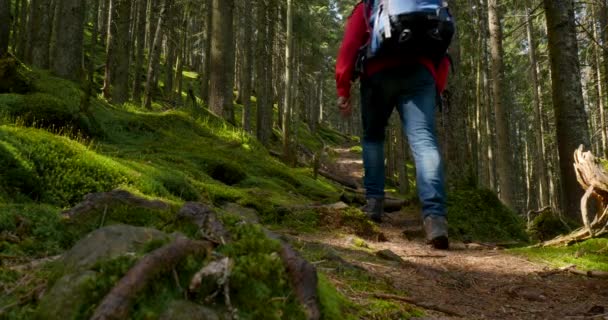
[82,0,100,112]
[26,0,52,67]
[132,0,148,103]
[208,0,235,123]
[0,0,9,56]
[525,0,550,208]
[240,0,254,133]
[143,1,166,109]
[51,0,85,81]
[487,0,516,210]
[594,3,608,158]
[201,0,213,105]
[282,0,294,163]
[543,0,590,219]
[256,0,273,146]
[16,0,29,60]
[103,0,132,104]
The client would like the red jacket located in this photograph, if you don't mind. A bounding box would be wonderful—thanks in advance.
[335,2,451,99]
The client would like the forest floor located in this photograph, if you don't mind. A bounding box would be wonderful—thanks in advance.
[299,147,608,320]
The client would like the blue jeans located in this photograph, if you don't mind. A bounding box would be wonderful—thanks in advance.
[360,63,446,218]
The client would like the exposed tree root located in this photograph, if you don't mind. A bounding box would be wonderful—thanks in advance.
[62,190,169,218]
[177,202,230,244]
[90,237,212,320]
[537,264,608,279]
[265,230,321,320]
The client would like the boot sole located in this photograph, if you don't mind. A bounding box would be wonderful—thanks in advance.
[429,236,449,250]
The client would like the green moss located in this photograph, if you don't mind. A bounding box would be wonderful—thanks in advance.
[317,274,356,320]
[511,238,608,272]
[0,204,66,257]
[217,221,306,320]
[527,210,573,242]
[447,189,528,242]
[349,145,362,154]
[359,299,423,319]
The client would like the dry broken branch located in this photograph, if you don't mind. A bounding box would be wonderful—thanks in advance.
[90,237,212,320]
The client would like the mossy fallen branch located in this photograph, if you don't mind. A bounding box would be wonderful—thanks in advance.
[90,237,212,320]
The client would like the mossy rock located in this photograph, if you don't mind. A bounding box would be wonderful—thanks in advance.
[36,271,99,320]
[527,210,572,242]
[0,57,31,94]
[159,300,221,320]
[447,188,528,242]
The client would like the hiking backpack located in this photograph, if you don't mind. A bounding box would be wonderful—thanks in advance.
[362,0,455,63]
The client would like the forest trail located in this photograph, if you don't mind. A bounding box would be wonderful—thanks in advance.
[302,147,608,320]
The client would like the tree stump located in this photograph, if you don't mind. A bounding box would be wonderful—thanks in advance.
[541,146,608,246]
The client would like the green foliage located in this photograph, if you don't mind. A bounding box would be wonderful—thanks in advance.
[358,299,423,320]
[0,204,67,257]
[512,238,608,272]
[527,210,573,242]
[0,126,130,207]
[218,221,306,319]
[317,274,356,320]
[447,189,528,242]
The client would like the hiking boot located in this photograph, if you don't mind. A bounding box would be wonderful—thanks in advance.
[362,198,384,223]
[423,215,449,250]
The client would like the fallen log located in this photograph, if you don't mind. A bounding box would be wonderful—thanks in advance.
[90,237,212,320]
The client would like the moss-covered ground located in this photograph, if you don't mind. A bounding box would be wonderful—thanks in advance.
[0,61,358,319]
[511,238,608,272]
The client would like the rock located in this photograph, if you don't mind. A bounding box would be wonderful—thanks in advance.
[159,300,221,320]
[36,271,98,320]
[376,249,406,264]
[60,224,173,274]
[221,203,260,224]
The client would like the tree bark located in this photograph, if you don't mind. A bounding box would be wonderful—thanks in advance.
[26,0,52,68]
[487,0,516,210]
[82,0,100,112]
[208,0,235,123]
[240,0,254,133]
[132,0,148,103]
[282,0,294,163]
[256,0,273,146]
[51,0,85,81]
[544,0,590,219]
[0,0,9,56]
[103,0,132,104]
[16,0,29,60]
[525,0,550,208]
[143,1,166,109]
[201,0,213,105]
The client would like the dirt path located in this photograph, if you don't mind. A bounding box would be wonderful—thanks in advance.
[307,148,608,320]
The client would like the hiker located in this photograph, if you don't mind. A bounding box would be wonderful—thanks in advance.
[335,0,454,249]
